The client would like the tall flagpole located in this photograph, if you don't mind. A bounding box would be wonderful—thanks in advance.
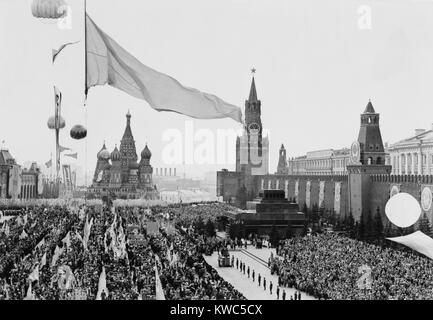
[84,0,88,197]
[84,0,87,102]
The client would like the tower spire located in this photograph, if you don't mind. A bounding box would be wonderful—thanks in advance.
[248,68,258,102]
[364,99,376,113]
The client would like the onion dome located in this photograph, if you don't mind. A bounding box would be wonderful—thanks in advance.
[97,143,110,160]
[141,144,152,159]
[47,115,66,130]
[111,145,121,161]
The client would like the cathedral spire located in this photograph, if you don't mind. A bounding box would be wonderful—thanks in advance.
[123,111,133,140]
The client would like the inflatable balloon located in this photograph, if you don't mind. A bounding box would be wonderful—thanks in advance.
[47,115,66,130]
[31,0,68,19]
[70,124,87,140]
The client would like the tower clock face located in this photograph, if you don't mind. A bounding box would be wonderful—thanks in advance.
[350,141,361,163]
[248,122,260,134]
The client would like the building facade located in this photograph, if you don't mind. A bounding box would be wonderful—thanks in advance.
[0,149,41,200]
[286,148,351,176]
[387,126,433,175]
[89,112,157,200]
[218,99,394,223]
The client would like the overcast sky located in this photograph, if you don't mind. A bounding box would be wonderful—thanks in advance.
[2,0,433,185]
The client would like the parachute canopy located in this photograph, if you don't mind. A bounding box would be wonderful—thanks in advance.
[70,124,87,140]
[31,0,68,19]
[47,115,66,130]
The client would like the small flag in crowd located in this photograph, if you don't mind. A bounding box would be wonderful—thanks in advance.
[51,245,64,267]
[96,266,109,300]
[82,216,94,250]
[155,263,166,300]
[62,231,71,249]
[24,282,35,300]
[19,230,28,240]
[28,264,39,282]
[40,253,47,268]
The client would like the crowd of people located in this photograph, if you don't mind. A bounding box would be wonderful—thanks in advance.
[232,252,302,300]
[272,233,433,300]
[0,205,157,300]
[149,204,245,300]
[3,201,433,300]
[0,202,245,300]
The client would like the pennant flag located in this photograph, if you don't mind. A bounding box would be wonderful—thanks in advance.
[24,282,35,300]
[64,153,78,159]
[52,41,80,63]
[35,238,45,251]
[40,253,47,268]
[59,145,71,153]
[2,282,10,300]
[96,266,109,300]
[75,230,83,243]
[28,264,39,282]
[83,216,94,250]
[155,263,166,300]
[19,230,28,240]
[45,159,52,168]
[85,14,243,123]
[51,245,64,267]
[62,231,71,249]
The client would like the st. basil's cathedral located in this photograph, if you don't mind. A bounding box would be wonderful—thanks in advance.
[90,111,157,200]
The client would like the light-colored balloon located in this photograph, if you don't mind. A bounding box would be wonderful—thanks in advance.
[31,0,67,19]
[385,192,421,228]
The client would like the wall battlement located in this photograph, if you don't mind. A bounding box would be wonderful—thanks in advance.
[370,174,433,184]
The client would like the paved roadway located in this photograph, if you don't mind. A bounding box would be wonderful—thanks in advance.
[203,246,316,300]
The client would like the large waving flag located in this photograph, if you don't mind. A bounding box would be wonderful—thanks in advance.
[85,14,243,123]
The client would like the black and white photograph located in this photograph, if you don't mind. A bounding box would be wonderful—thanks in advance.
[2,0,433,311]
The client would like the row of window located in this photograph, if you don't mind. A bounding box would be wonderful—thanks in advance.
[289,158,349,169]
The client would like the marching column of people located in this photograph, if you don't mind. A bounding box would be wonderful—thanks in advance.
[232,251,302,300]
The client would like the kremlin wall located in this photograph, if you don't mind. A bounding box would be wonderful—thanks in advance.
[217,77,433,226]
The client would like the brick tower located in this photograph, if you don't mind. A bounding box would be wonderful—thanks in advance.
[347,100,391,221]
